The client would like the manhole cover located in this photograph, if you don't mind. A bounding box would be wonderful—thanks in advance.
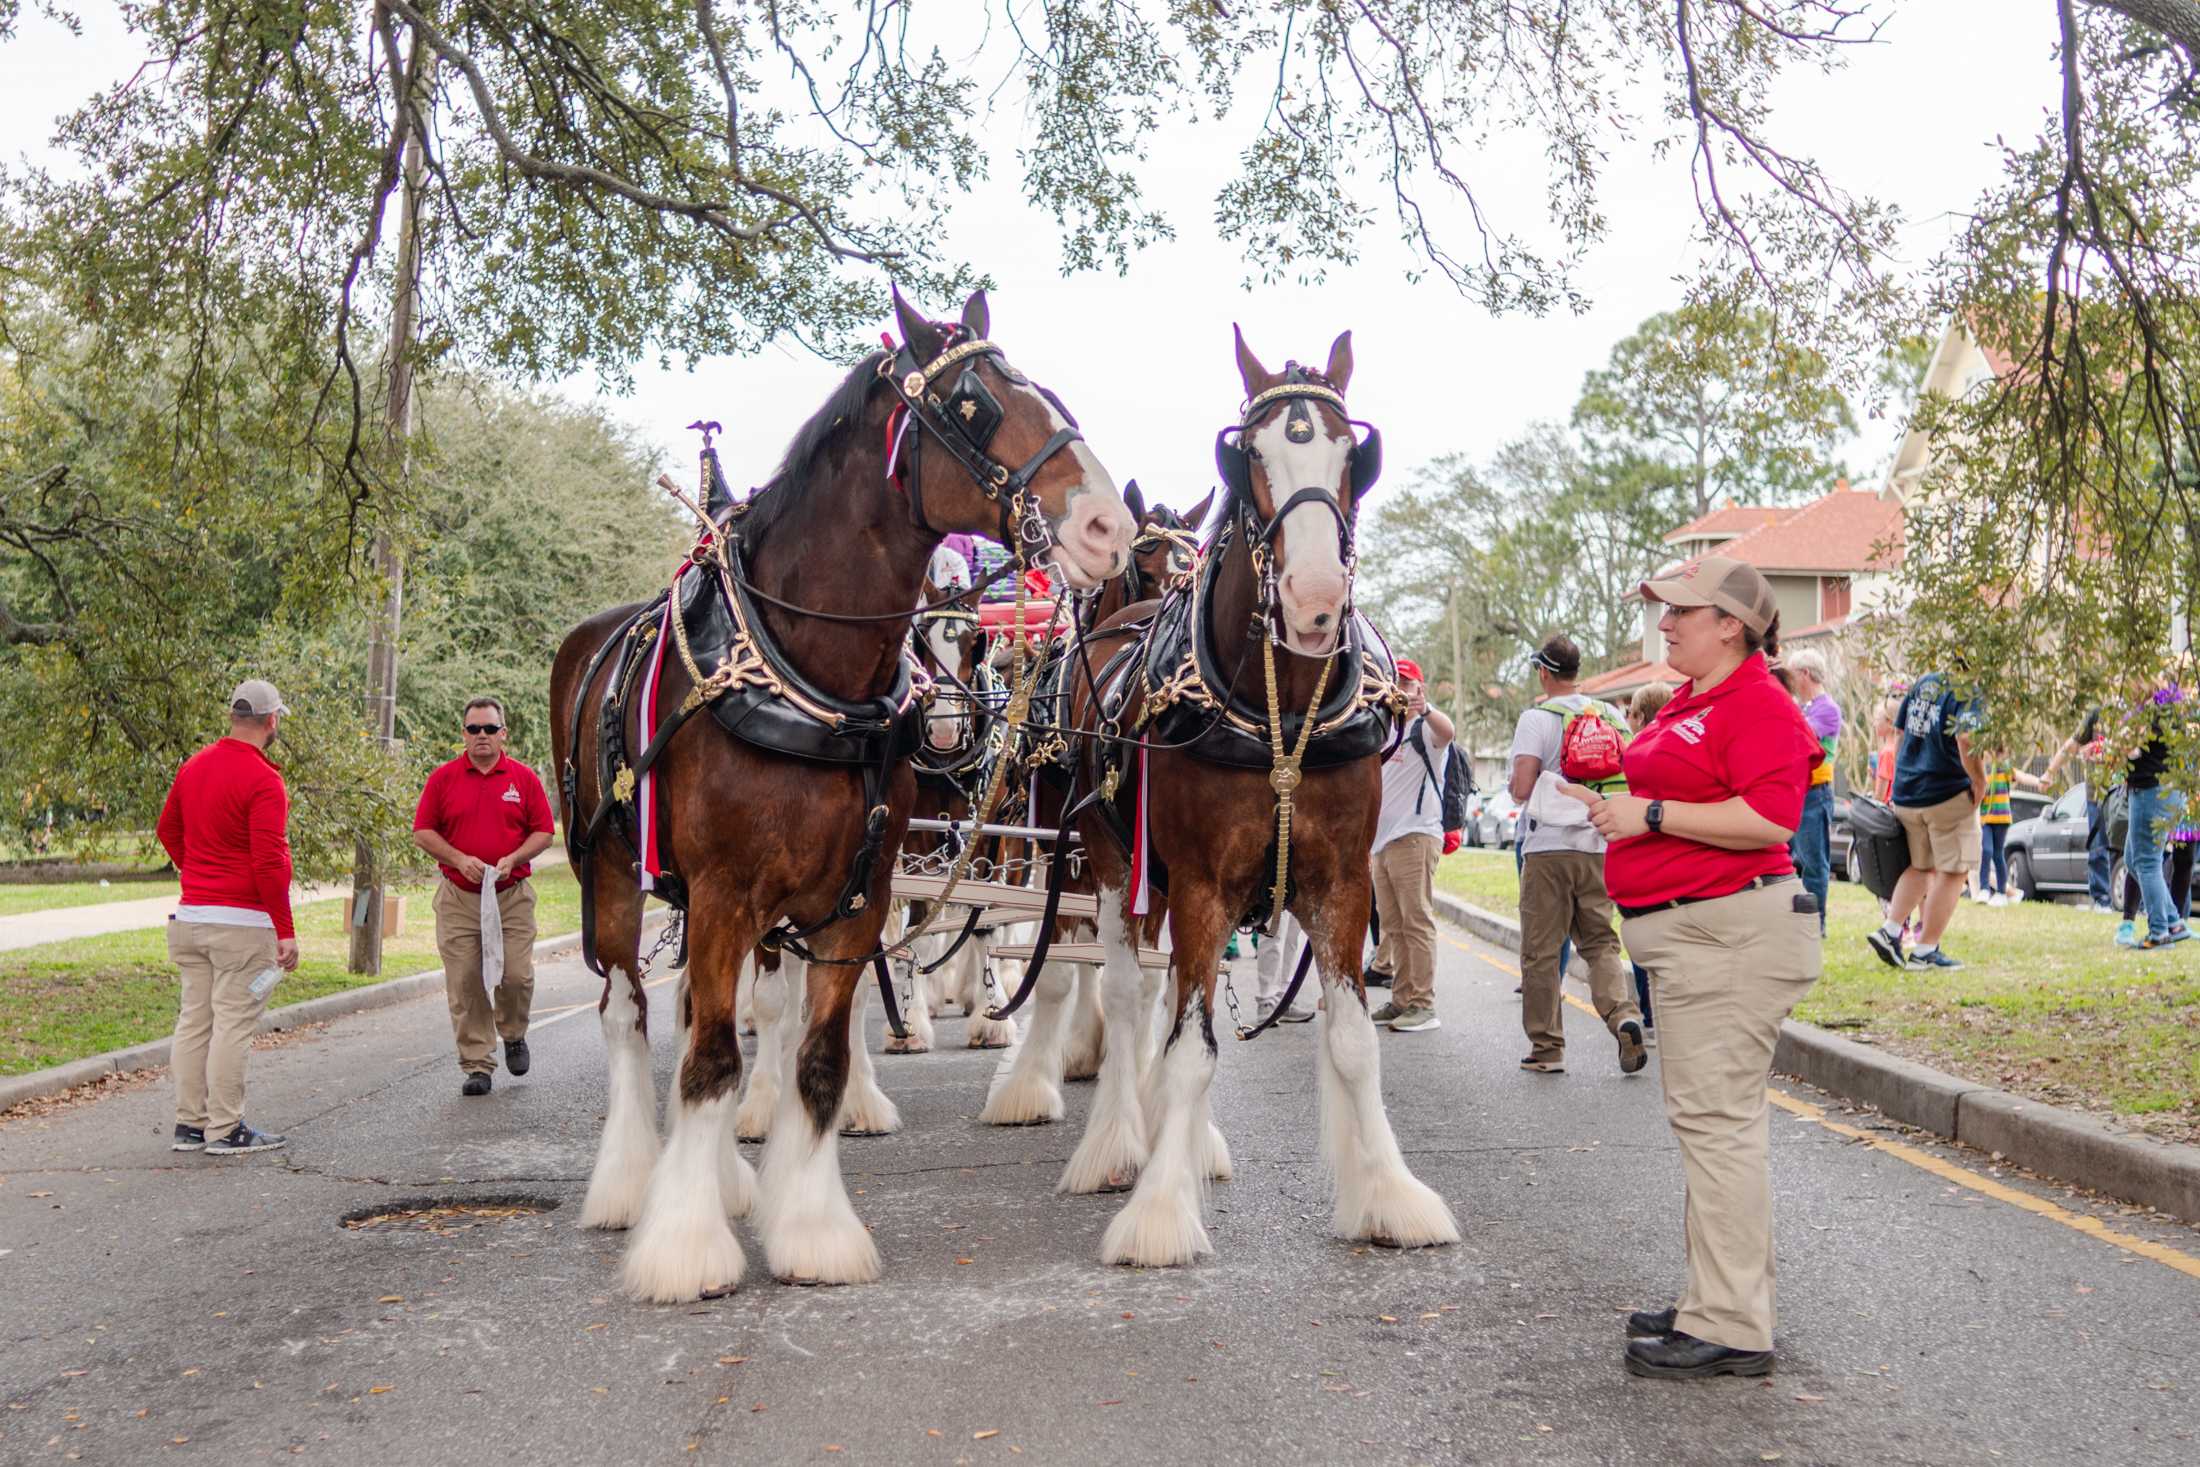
[340,1194,560,1235]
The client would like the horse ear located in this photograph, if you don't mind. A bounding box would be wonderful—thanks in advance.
[960,288,991,339]
[1185,487,1216,530]
[1233,323,1273,398]
[1124,478,1147,522]
[1325,329,1355,393]
[892,285,945,362]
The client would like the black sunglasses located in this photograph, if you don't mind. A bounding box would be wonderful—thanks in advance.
[464,722,503,735]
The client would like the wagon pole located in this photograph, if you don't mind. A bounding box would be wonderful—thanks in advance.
[349,25,435,975]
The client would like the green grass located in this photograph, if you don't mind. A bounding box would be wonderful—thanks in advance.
[0,867,581,1077]
[0,877,180,917]
[1437,848,2200,1143]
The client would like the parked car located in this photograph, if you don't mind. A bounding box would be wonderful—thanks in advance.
[2005,783,2109,902]
[1476,793,1522,849]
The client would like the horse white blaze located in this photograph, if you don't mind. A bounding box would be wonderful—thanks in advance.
[580,969,660,1231]
[1059,891,1153,1194]
[1318,976,1460,1248]
[1248,411,1352,657]
[1100,996,1217,1267]
[1033,392,1133,589]
[621,1086,746,1302]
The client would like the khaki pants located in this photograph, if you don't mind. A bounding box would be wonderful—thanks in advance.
[168,920,278,1137]
[434,878,538,1074]
[1621,881,1822,1352]
[1517,849,1639,1061]
[1894,790,1982,873]
[1369,833,1440,1012]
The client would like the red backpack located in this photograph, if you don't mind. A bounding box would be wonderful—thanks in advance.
[1538,698,1630,792]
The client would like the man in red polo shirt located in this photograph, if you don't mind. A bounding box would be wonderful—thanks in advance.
[158,678,302,1156]
[412,697,555,1096]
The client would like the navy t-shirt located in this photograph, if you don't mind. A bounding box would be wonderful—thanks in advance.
[1891,672,1980,807]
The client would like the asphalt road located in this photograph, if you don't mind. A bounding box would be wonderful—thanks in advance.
[5,921,2199,1466]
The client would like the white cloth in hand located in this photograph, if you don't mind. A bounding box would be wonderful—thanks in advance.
[479,874,505,989]
[1523,771,1593,829]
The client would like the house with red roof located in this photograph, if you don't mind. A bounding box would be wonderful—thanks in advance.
[1581,480,1904,700]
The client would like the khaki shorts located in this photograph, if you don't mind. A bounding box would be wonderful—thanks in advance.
[1894,791,1981,874]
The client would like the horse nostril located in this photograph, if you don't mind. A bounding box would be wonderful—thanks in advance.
[1313,613,1332,629]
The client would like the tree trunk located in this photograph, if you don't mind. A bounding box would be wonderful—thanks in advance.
[348,49,432,976]
[2080,0,2200,58]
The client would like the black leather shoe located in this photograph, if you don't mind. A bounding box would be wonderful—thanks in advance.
[462,1072,493,1097]
[1627,1306,1677,1337]
[1624,1329,1774,1378]
[504,1038,531,1076]
[1617,1019,1648,1075]
[1362,965,1393,988]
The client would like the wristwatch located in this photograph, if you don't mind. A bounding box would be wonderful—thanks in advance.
[1645,799,1665,833]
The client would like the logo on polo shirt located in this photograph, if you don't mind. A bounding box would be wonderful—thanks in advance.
[502,785,522,804]
[1674,711,1710,745]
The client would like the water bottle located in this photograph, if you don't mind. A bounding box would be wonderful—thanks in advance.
[248,965,282,1002]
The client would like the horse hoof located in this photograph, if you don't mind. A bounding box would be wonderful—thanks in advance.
[840,1126,892,1139]
[884,1038,929,1055]
[1100,1168,1137,1193]
[1365,1234,1403,1250]
[972,1038,1011,1051]
[698,1284,739,1300]
[736,1134,765,1146]
[995,1116,1052,1128]
[776,1273,824,1288]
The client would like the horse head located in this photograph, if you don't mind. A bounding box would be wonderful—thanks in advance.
[890,287,1134,591]
[1124,481,1212,601]
[1217,327,1382,658]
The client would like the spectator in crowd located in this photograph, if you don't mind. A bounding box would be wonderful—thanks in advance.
[412,697,557,1095]
[2121,676,2192,950]
[1253,914,1313,1025]
[2034,708,2118,912]
[155,679,301,1156]
[2115,818,2194,947]
[1364,659,1452,1032]
[1974,756,2014,905]
[1507,635,1646,1075]
[1869,688,1903,804]
[1783,649,1841,935]
[1563,556,1822,1380]
[1623,680,1675,1041]
[1868,668,1985,972]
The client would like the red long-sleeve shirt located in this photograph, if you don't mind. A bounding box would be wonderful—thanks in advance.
[156,737,296,939]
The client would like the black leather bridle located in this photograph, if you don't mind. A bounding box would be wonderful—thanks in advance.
[881,329,1086,559]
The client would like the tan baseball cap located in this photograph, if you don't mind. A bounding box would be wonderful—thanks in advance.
[228,678,290,716]
[1639,556,1777,636]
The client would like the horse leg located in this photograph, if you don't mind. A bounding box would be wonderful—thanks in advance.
[1101,895,1224,1266]
[757,954,882,1285]
[978,952,1070,1125]
[1059,892,1150,1194]
[1061,960,1106,1081]
[734,956,787,1141]
[963,915,1018,1049]
[1311,908,1459,1250]
[580,869,657,1232]
[735,953,756,1037]
[621,909,751,1302]
[838,969,902,1136]
[884,903,934,1054]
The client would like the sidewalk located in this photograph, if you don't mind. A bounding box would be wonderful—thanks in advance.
[0,849,567,953]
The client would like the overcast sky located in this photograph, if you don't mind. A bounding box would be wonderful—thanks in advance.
[2,4,2067,519]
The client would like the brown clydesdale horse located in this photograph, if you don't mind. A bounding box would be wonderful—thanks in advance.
[1059,328,1459,1265]
[550,289,1131,1301]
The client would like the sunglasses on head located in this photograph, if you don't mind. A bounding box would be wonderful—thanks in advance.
[465,722,503,736]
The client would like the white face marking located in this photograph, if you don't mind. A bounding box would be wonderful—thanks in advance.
[1025,386,1131,587]
[1249,409,1352,652]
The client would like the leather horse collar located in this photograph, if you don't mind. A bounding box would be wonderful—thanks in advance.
[882,329,1086,558]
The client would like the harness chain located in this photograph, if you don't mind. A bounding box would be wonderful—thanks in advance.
[1256,583,1335,940]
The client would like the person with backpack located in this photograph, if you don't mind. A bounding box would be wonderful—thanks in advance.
[1363,658,1453,1033]
[1867,667,1985,972]
[1506,635,1647,1076]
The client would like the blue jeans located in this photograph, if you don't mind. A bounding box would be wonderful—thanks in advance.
[1632,961,1653,1027]
[1788,784,1832,935]
[2126,786,2189,938]
[2085,798,2114,906]
[1980,823,2009,895]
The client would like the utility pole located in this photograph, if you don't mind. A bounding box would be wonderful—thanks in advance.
[349,33,432,975]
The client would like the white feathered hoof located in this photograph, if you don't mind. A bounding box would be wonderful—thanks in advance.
[762,1193,882,1286]
[1099,1186,1212,1268]
[978,1070,1063,1127]
[719,1139,759,1219]
[1059,1113,1146,1195]
[1336,1166,1461,1250]
[965,1014,1017,1050]
[1197,1122,1234,1184]
[733,1084,777,1143]
[883,1033,931,1055]
[836,1075,901,1137]
[620,1192,746,1303]
[579,1111,659,1231]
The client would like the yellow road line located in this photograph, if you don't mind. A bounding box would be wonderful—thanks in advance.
[1443,926,2200,1282]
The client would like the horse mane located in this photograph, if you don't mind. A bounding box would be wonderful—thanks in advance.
[738,348,891,546]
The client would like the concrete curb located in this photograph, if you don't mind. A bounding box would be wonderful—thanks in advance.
[0,927,600,1115]
[1433,890,2200,1225]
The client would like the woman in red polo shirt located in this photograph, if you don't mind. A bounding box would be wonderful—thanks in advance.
[1562,556,1822,1383]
